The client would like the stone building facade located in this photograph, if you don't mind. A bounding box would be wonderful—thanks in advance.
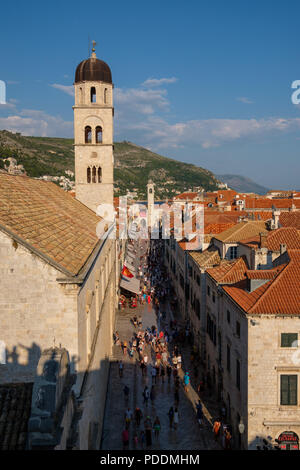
[206,250,300,450]
[0,173,117,448]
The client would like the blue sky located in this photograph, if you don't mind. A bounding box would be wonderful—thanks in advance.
[1,0,300,189]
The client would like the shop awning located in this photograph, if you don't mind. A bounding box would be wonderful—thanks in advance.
[124,260,136,272]
[120,276,140,295]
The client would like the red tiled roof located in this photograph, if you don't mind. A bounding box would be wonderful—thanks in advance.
[223,250,300,314]
[206,257,248,284]
[214,220,267,242]
[246,265,285,279]
[280,212,300,230]
[239,227,300,251]
[245,198,300,209]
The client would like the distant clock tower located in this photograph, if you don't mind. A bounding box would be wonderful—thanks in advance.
[73,42,114,212]
[147,179,155,230]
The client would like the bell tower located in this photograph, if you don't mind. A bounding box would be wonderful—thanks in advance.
[147,179,155,230]
[73,42,114,212]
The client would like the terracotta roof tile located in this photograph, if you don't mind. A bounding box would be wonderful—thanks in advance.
[223,250,300,314]
[0,174,103,276]
[239,227,300,251]
[189,247,221,268]
[206,257,248,283]
[280,212,300,230]
[214,221,267,242]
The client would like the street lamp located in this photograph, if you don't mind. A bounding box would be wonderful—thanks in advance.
[238,417,245,435]
[238,417,245,449]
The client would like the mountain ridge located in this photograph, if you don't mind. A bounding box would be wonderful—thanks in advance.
[0,130,269,198]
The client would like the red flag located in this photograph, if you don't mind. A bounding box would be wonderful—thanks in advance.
[122,266,134,278]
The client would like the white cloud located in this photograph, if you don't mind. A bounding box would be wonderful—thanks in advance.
[115,104,300,150]
[50,83,74,97]
[115,87,170,116]
[236,96,254,104]
[0,109,73,137]
[142,77,178,87]
[0,78,299,150]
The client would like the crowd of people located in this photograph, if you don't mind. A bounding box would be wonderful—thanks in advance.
[115,238,231,450]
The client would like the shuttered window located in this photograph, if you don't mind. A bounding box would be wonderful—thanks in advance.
[281,333,298,348]
[280,375,297,405]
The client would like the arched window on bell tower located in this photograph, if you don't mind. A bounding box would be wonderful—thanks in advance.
[104,88,108,104]
[87,167,91,183]
[98,167,102,183]
[91,87,96,103]
[85,126,92,143]
[92,166,97,183]
[96,126,103,143]
[79,87,83,104]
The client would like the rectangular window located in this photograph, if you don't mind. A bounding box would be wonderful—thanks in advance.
[280,375,297,405]
[227,344,231,372]
[197,275,200,286]
[212,292,216,303]
[227,310,231,324]
[236,359,240,390]
[229,246,237,259]
[207,285,210,296]
[281,333,298,348]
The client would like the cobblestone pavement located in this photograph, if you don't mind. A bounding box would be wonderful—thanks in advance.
[101,298,222,450]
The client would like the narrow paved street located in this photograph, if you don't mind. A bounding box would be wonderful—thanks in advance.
[101,239,222,450]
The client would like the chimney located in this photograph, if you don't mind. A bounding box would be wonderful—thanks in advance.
[280,243,287,255]
[272,209,280,229]
[259,232,268,249]
[290,204,296,212]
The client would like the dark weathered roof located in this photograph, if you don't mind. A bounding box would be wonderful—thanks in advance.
[0,382,33,450]
[75,57,112,84]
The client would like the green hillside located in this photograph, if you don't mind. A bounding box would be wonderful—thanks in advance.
[0,131,219,198]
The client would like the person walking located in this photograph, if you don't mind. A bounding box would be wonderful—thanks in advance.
[213,419,221,441]
[135,407,143,427]
[140,359,146,377]
[125,408,133,428]
[184,372,190,393]
[119,360,124,378]
[168,406,174,428]
[153,416,161,440]
[225,428,232,450]
[143,386,150,405]
[133,433,139,449]
[173,408,179,430]
[122,428,129,450]
[196,400,203,426]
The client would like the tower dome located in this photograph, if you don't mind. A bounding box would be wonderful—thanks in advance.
[75,56,112,84]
